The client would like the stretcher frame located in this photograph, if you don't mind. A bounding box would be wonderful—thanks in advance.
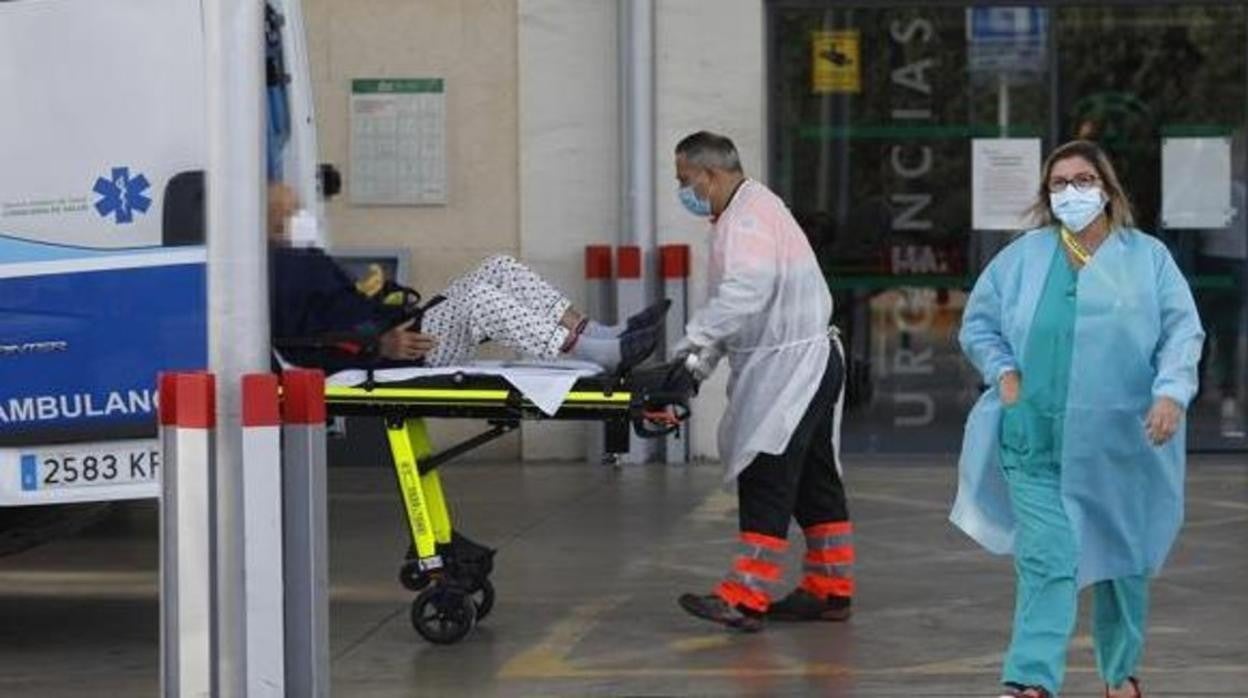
[323,373,635,565]
[322,366,690,643]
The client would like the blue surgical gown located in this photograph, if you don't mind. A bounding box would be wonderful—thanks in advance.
[951,227,1205,587]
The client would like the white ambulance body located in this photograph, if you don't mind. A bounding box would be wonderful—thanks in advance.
[0,0,320,511]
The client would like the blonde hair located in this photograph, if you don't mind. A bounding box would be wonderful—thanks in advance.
[1026,140,1135,230]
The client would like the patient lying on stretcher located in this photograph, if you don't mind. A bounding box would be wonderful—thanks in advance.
[267,184,664,373]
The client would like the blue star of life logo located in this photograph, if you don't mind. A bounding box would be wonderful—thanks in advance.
[93,166,152,224]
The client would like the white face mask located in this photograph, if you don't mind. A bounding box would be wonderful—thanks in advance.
[1050,186,1107,233]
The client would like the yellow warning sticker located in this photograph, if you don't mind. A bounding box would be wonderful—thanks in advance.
[812,30,861,94]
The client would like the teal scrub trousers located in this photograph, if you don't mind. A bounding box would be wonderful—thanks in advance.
[999,247,1150,694]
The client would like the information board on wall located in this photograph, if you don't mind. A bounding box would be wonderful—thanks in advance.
[971,138,1041,231]
[349,78,447,206]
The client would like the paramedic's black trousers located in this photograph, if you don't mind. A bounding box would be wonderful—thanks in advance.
[715,346,854,613]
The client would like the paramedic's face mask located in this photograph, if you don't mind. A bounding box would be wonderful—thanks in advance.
[675,155,714,219]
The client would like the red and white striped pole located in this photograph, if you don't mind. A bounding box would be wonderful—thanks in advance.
[615,245,644,330]
[660,244,691,464]
[585,245,614,465]
[159,372,216,698]
[615,245,651,462]
[281,369,330,698]
[241,374,284,696]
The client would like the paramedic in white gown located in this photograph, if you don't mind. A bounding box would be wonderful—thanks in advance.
[671,131,855,632]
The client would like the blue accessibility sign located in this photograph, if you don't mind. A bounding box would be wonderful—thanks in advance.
[93,166,152,224]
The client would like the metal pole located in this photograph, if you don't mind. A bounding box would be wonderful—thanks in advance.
[160,373,218,698]
[204,0,269,694]
[661,245,691,464]
[620,0,656,463]
[160,375,182,698]
[616,245,650,463]
[281,370,330,698]
[585,246,615,466]
[620,0,655,255]
[241,375,285,697]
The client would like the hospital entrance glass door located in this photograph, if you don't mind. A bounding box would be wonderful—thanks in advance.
[767,2,1248,453]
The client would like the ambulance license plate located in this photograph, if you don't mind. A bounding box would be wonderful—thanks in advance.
[20,445,161,492]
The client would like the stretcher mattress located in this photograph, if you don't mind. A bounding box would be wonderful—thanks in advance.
[324,359,606,415]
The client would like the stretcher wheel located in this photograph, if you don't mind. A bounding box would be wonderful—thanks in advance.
[471,577,495,620]
[399,560,431,592]
[411,585,476,645]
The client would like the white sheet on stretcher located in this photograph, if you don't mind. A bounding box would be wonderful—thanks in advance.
[326,359,605,416]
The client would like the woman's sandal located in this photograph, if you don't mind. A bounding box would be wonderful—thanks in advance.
[998,685,1052,698]
[1106,676,1142,698]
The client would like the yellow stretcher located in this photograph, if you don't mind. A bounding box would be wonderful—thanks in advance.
[323,365,693,644]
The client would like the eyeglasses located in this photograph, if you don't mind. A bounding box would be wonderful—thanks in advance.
[1048,173,1101,193]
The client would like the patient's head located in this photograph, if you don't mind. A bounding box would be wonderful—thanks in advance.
[267,182,299,242]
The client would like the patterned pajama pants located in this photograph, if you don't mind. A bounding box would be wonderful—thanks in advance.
[420,255,574,367]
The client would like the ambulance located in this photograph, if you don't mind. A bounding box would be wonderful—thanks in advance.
[0,0,324,548]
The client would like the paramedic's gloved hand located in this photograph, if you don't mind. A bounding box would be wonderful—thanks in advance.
[672,337,696,361]
[674,337,724,382]
[379,319,438,361]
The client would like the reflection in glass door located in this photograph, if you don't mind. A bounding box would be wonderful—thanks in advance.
[1053,5,1248,448]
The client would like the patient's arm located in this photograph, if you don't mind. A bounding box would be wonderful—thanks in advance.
[378,319,439,361]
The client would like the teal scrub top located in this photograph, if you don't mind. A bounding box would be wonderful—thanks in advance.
[1001,245,1078,471]
[952,227,1205,587]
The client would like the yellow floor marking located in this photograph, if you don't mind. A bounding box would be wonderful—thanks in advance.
[667,634,735,653]
[504,603,852,679]
[499,595,629,678]
[685,489,737,523]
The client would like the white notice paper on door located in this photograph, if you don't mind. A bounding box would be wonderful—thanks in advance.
[971,138,1041,231]
[1162,137,1233,229]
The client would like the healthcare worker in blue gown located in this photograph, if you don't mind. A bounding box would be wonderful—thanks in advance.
[952,140,1204,698]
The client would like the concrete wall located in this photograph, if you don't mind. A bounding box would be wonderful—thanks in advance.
[304,0,522,459]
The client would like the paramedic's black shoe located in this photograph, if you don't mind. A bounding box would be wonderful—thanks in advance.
[678,593,764,632]
[766,588,852,622]
[624,299,671,333]
[617,325,660,376]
